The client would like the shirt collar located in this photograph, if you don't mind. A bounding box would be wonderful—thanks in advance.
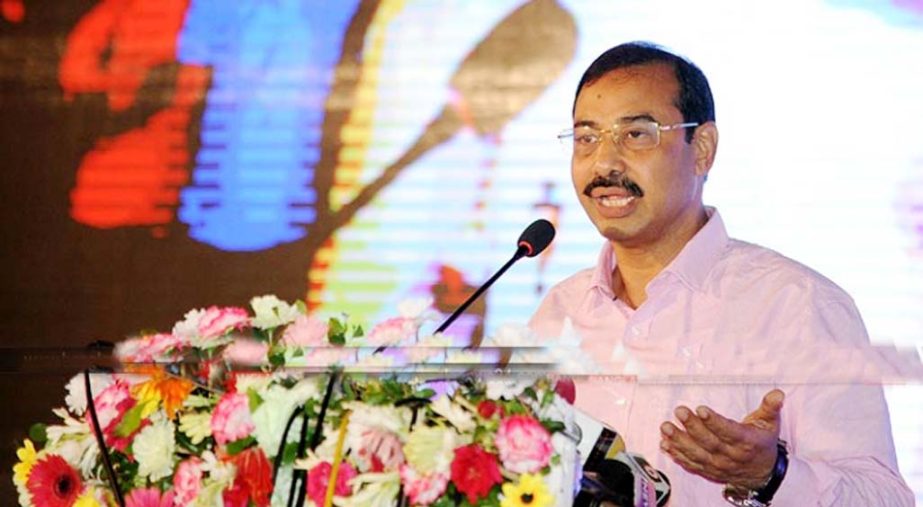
[661,207,729,291]
[588,207,729,295]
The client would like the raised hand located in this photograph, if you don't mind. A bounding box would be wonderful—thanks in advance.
[659,389,785,489]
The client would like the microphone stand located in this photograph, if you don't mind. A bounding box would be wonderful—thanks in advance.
[434,246,527,335]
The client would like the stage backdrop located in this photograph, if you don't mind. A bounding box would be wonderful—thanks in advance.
[1,0,922,502]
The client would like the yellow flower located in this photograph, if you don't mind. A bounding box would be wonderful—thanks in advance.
[12,439,37,486]
[130,366,195,420]
[73,488,103,507]
[500,473,554,507]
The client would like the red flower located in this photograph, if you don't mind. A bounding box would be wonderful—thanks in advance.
[477,400,502,419]
[450,444,502,504]
[224,447,273,507]
[26,455,83,507]
[306,461,358,507]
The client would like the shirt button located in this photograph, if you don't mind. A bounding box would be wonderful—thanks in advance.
[630,326,642,337]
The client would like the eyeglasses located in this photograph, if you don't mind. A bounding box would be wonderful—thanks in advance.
[558,120,699,155]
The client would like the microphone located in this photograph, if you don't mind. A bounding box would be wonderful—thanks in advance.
[434,219,555,335]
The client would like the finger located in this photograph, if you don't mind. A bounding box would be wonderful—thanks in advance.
[660,421,713,465]
[695,405,751,445]
[673,406,724,453]
[660,436,723,483]
[748,389,785,425]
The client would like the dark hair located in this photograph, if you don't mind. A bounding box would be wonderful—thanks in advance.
[574,41,714,142]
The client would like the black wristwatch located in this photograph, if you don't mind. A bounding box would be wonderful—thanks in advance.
[722,440,789,507]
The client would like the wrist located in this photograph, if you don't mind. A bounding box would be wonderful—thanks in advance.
[723,441,789,507]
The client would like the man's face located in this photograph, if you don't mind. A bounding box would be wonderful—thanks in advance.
[571,62,713,249]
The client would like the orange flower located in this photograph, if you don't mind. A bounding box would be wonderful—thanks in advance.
[131,366,195,420]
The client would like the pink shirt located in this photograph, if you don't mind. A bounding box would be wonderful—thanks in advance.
[530,209,913,506]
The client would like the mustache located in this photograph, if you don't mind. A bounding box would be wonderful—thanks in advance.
[582,171,645,198]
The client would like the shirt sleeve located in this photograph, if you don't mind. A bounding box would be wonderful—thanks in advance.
[770,299,914,506]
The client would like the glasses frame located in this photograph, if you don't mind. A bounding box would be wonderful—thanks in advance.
[557,120,700,152]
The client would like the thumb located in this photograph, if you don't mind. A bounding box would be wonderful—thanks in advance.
[747,389,785,426]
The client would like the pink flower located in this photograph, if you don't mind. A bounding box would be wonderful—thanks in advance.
[172,457,203,505]
[125,487,175,507]
[281,315,328,347]
[223,339,268,365]
[399,464,449,506]
[92,379,139,450]
[366,317,416,346]
[355,428,405,472]
[495,415,554,473]
[306,461,357,506]
[116,333,186,363]
[198,306,249,340]
[210,392,255,446]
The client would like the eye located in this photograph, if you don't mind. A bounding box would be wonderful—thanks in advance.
[573,129,600,145]
[624,127,653,139]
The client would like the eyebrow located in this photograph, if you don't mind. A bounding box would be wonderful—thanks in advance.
[573,114,658,129]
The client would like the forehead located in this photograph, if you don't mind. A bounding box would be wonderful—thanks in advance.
[573,62,681,122]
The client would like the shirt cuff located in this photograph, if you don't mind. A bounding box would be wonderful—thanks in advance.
[768,454,819,506]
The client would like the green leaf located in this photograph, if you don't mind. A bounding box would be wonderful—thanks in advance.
[226,436,256,456]
[353,324,364,337]
[114,400,155,438]
[283,441,300,464]
[540,419,565,434]
[541,388,555,408]
[412,388,436,399]
[247,389,263,411]
[522,387,538,400]
[295,300,307,314]
[269,351,286,367]
[28,423,47,445]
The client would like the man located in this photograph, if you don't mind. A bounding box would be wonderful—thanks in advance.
[529,42,913,505]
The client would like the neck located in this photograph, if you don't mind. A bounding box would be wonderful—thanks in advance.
[610,208,708,308]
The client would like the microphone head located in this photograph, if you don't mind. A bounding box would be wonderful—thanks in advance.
[517,219,556,258]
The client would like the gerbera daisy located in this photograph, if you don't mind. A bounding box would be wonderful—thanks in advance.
[26,454,83,507]
[500,473,554,507]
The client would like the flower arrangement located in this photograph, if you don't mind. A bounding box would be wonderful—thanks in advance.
[13,296,580,507]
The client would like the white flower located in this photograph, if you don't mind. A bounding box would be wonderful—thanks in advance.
[344,402,412,436]
[485,377,536,400]
[234,373,275,394]
[484,323,535,347]
[250,294,301,329]
[403,425,469,474]
[133,416,176,481]
[339,472,401,507]
[179,412,213,445]
[64,373,113,415]
[398,297,438,322]
[173,308,205,339]
[429,395,476,433]
[251,379,322,453]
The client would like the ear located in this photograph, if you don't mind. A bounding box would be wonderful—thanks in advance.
[692,122,718,177]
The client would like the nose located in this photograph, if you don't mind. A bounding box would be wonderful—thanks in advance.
[591,134,627,175]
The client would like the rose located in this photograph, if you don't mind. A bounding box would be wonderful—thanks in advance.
[495,415,554,473]
[450,443,503,504]
[210,392,255,446]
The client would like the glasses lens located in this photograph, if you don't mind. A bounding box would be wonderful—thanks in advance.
[619,121,659,150]
[570,126,600,155]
